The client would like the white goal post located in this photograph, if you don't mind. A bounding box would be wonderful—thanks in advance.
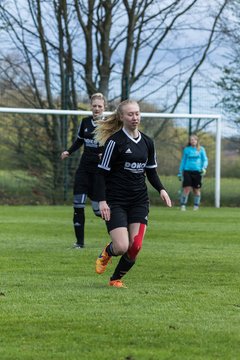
[0,107,222,208]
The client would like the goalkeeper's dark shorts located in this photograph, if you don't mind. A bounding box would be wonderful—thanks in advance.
[105,203,149,233]
[183,170,202,189]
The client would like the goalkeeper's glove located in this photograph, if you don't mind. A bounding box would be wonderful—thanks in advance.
[201,168,207,176]
[177,173,182,181]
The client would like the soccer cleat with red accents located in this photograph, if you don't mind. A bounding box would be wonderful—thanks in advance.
[109,279,127,288]
[95,244,112,274]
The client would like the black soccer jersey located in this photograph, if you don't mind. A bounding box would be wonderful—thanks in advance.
[67,116,103,173]
[98,128,158,205]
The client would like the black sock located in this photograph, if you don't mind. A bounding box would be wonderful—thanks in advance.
[110,254,135,281]
[73,207,85,246]
[106,242,116,257]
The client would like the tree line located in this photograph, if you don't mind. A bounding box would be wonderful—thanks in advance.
[0,0,238,203]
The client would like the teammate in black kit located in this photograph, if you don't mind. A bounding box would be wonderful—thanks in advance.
[94,99,172,288]
[61,93,106,248]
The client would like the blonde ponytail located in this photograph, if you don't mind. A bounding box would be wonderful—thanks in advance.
[94,112,122,146]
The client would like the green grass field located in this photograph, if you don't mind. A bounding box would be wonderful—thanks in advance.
[0,205,239,360]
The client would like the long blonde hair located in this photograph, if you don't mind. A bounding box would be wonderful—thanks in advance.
[94,99,139,146]
[189,134,201,151]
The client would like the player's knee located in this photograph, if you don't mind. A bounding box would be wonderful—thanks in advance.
[116,244,128,256]
[91,201,101,217]
[73,194,86,209]
[128,224,146,260]
[111,240,128,256]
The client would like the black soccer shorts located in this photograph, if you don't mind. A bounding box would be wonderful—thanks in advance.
[105,203,149,233]
[183,170,202,189]
[73,166,99,200]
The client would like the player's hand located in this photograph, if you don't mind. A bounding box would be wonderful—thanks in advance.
[99,201,111,221]
[177,173,182,181]
[160,190,172,208]
[61,151,69,160]
[201,168,207,176]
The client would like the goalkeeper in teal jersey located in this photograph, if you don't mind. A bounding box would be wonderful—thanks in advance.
[178,134,208,211]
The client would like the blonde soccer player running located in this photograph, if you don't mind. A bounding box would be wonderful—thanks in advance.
[94,99,172,288]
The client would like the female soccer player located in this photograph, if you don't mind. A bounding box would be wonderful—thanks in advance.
[94,99,172,288]
[178,134,208,211]
[61,93,107,248]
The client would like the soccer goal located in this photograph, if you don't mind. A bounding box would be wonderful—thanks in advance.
[0,107,221,207]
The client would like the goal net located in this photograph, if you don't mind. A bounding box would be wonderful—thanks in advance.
[0,107,221,207]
